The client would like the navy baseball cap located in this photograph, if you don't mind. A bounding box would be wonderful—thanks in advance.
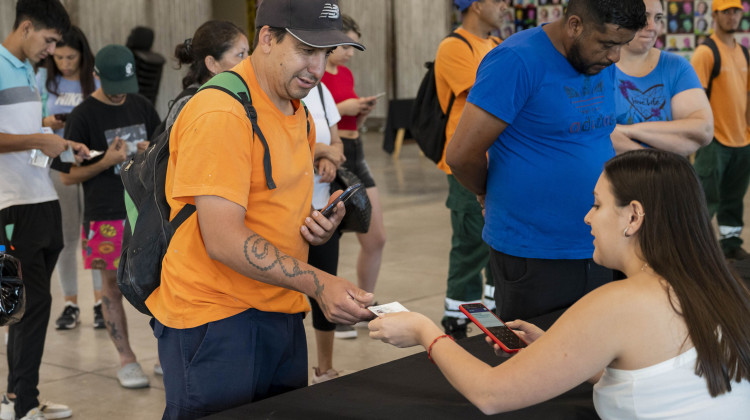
[256,0,365,51]
[454,0,477,12]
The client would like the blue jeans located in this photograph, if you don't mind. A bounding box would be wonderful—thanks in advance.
[152,308,307,419]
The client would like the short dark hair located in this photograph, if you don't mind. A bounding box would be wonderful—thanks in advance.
[13,0,71,33]
[44,25,96,98]
[566,0,646,32]
[604,149,750,397]
[176,20,245,88]
[252,26,287,51]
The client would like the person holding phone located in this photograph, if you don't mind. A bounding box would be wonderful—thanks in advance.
[322,14,387,339]
[370,149,750,416]
[36,25,105,331]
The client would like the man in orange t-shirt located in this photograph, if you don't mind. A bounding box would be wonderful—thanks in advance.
[147,1,374,417]
[435,0,504,339]
[692,0,750,260]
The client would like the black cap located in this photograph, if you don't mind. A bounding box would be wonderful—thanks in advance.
[256,0,365,51]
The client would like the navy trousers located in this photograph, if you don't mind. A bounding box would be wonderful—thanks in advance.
[153,308,307,419]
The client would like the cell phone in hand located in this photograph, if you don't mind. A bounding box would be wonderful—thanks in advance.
[459,303,527,353]
[367,92,386,105]
[54,113,69,122]
[320,183,363,218]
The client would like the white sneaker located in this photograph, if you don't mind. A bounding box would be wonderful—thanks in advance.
[153,363,163,376]
[0,396,70,420]
[37,401,71,419]
[117,363,150,389]
[0,394,14,420]
[334,324,357,339]
[19,407,44,420]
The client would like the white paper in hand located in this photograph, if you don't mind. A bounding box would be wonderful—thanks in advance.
[368,302,409,317]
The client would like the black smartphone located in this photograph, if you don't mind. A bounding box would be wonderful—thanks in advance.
[459,303,527,353]
[320,183,362,218]
[54,113,69,122]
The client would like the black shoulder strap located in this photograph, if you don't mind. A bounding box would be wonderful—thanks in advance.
[742,45,750,67]
[444,32,473,116]
[703,37,721,100]
[201,70,277,190]
[317,83,329,126]
[169,203,196,230]
[446,32,473,53]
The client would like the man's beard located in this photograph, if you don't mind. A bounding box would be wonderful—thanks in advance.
[567,38,611,75]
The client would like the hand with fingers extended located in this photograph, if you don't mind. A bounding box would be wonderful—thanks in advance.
[315,274,375,325]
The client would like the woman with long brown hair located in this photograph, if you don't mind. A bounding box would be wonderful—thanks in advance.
[371,149,750,417]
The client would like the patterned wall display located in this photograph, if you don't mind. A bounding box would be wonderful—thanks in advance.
[501,1,750,61]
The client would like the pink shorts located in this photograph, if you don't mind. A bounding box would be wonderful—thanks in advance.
[81,220,124,270]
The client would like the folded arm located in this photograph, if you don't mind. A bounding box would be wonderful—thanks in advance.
[615,88,713,156]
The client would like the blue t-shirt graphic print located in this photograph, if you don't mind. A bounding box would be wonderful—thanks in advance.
[614,51,701,126]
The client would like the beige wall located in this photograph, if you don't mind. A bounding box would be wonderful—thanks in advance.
[339,0,451,121]
[1,0,452,122]
[1,0,212,117]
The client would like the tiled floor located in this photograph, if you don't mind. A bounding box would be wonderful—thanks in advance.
[5,131,749,418]
[0,130,474,418]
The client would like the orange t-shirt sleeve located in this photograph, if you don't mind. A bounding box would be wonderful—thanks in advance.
[435,38,478,103]
[171,97,254,209]
[691,45,714,89]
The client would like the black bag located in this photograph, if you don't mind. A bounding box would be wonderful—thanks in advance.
[0,246,25,326]
[409,32,472,164]
[118,71,308,316]
[330,167,372,233]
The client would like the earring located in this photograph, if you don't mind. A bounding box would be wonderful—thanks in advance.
[637,211,645,217]
[623,226,630,237]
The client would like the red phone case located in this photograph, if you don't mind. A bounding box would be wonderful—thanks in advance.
[459,303,527,353]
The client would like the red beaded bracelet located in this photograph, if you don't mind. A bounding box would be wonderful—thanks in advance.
[428,334,455,364]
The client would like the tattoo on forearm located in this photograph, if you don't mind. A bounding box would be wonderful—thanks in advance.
[243,233,328,312]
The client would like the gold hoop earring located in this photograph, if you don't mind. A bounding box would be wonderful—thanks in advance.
[623,226,630,237]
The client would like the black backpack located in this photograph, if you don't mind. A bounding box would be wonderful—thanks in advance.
[117,70,309,316]
[702,37,750,99]
[410,32,472,164]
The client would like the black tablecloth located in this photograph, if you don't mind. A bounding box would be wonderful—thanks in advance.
[382,99,414,154]
[207,309,599,420]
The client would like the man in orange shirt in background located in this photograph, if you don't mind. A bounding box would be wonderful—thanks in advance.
[435,0,505,339]
[692,0,750,260]
[147,1,374,417]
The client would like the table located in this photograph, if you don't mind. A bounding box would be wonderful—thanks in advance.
[207,310,599,420]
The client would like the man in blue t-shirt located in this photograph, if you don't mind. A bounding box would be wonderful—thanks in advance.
[446,0,646,321]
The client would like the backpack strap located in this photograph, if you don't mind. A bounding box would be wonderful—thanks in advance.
[703,37,721,100]
[169,203,196,230]
[200,71,278,190]
[443,32,474,117]
[317,83,330,126]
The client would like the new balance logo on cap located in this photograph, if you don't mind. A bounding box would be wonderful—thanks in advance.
[320,3,340,19]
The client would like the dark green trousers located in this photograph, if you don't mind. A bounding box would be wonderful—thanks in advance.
[444,175,493,318]
[694,140,750,253]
